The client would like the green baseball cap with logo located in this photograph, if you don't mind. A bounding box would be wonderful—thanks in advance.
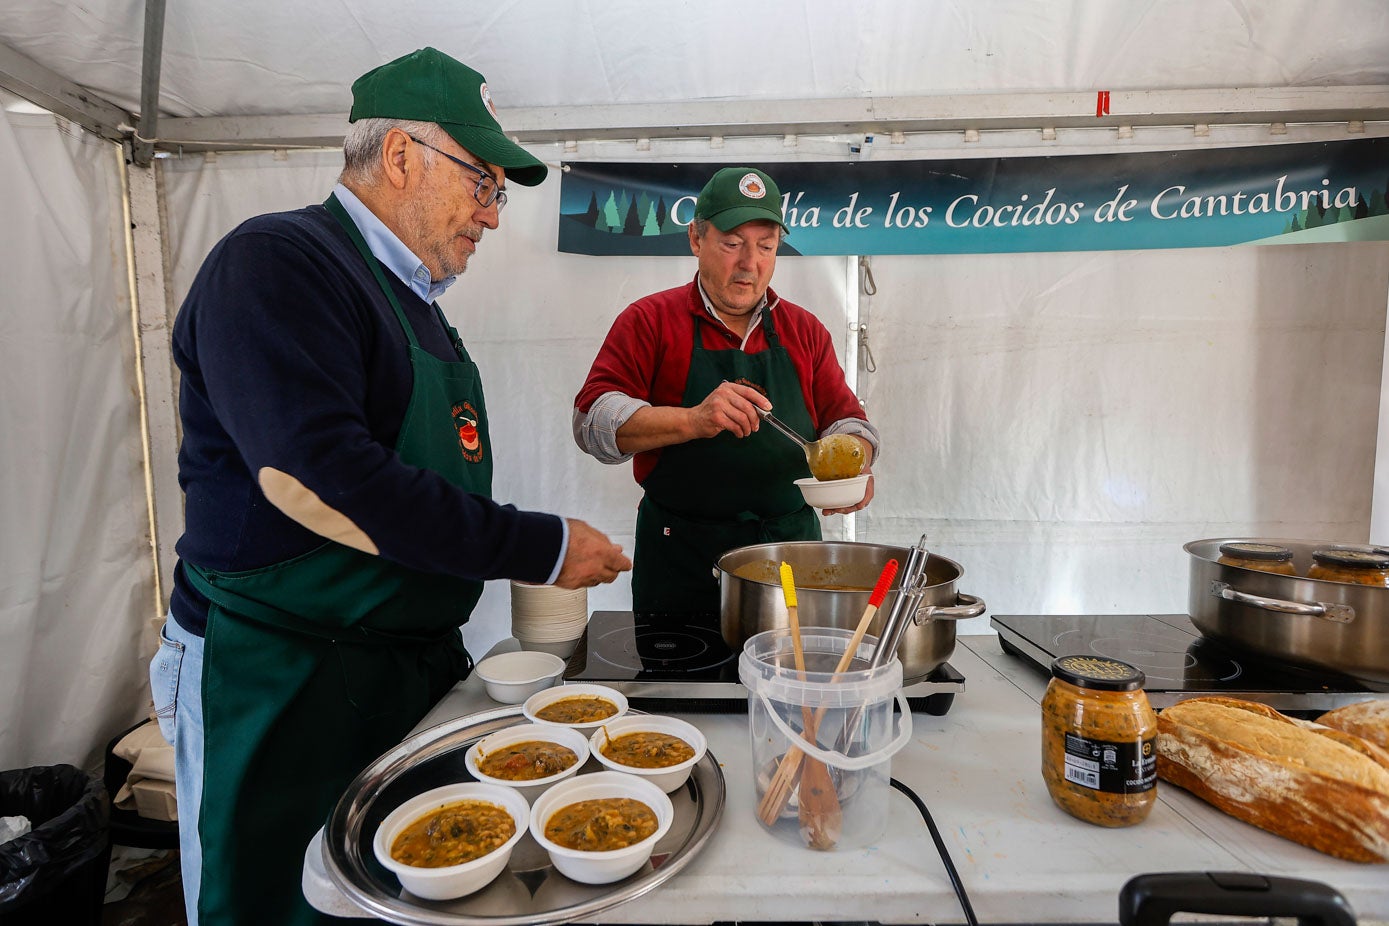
[694,167,788,232]
[349,47,547,186]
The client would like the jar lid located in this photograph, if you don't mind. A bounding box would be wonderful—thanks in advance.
[1311,548,1389,570]
[1218,542,1293,562]
[1050,655,1146,691]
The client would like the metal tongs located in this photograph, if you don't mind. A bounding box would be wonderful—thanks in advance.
[830,536,933,753]
[868,535,933,669]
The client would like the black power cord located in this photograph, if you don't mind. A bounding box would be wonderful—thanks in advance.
[889,777,979,926]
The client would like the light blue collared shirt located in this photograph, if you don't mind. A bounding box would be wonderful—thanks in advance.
[332,183,457,304]
[331,183,568,585]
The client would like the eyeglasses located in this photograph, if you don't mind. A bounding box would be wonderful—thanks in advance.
[407,135,507,211]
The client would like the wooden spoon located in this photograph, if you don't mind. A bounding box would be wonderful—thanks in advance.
[778,562,843,850]
[756,558,898,827]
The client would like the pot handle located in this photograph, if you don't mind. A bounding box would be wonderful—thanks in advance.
[1209,581,1355,624]
[912,593,986,625]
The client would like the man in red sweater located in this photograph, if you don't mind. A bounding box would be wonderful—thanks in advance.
[573,167,879,613]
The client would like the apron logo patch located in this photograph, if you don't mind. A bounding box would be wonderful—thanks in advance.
[731,376,767,397]
[451,401,485,464]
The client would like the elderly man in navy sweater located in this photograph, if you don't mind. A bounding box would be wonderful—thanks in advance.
[149,48,631,926]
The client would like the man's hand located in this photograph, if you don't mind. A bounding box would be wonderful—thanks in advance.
[686,380,770,440]
[821,472,874,516]
[615,381,771,454]
[554,519,633,589]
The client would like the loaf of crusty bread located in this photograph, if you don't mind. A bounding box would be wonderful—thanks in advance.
[1155,696,1389,862]
[1318,700,1389,752]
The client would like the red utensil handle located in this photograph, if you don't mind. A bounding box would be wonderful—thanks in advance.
[869,559,899,607]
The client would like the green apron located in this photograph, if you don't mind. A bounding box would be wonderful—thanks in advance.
[632,309,821,613]
[188,194,490,925]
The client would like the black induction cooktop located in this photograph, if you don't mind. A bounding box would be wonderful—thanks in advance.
[565,610,965,715]
[991,612,1383,711]
[566,610,739,683]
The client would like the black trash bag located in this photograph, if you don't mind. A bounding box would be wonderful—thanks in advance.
[0,764,110,922]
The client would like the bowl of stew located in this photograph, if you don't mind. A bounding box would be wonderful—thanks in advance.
[523,683,628,731]
[372,782,530,900]
[464,723,591,801]
[588,715,706,793]
[528,770,674,884]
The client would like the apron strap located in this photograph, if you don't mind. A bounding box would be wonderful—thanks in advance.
[324,193,421,349]
[183,562,457,647]
[325,193,467,360]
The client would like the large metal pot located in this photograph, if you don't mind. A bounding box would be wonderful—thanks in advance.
[715,540,985,683]
[1185,537,1389,688]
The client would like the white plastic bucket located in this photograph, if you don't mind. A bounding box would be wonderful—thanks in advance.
[738,627,910,850]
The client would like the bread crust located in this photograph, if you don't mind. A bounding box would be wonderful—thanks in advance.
[1155,696,1389,862]
[1318,700,1389,752]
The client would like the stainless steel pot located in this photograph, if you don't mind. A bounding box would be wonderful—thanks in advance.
[1185,537,1389,688]
[715,540,985,683]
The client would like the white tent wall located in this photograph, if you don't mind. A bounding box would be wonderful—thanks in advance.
[0,106,152,770]
[857,244,1389,634]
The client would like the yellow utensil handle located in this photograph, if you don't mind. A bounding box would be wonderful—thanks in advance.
[779,561,798,608]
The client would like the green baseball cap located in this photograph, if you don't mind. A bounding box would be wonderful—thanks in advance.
[694,167,788,232]
[349,47,547,186]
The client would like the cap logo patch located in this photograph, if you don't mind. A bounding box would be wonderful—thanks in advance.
[479,83,498,120]
[738,172,766,199]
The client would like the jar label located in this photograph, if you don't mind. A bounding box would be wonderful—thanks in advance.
[1062,733,1156,794]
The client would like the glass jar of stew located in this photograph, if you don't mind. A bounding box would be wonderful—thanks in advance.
[1041,655,1157,828]
[1308,548,1389,587]
[1217,542,1297,576]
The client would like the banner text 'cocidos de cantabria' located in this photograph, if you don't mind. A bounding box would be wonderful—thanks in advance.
[557,136,1389,256]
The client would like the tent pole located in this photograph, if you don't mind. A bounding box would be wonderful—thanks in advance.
[0,39,131,142]
[843,255,861,543]
[1370,279,1389,545]
[120,153,181,616]
[132,0,167,166]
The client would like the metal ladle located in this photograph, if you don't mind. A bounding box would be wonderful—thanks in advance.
[755,407,866,481]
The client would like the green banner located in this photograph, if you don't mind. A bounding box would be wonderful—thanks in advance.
[557,137,1389,256]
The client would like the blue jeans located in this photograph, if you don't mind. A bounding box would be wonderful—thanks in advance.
[149,615,204,926]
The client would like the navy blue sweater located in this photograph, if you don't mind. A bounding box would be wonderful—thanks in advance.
[170,204,563,635]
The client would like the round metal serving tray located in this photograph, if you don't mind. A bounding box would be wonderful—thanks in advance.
[322,705,725,926]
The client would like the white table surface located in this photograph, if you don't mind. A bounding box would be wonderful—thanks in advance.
[303,635,1389,924]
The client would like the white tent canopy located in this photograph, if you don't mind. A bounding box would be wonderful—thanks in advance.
[3,1,1389,771]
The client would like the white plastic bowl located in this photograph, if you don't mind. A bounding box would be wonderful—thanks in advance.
[474,650,566,704]
[528,771,674,884]
[523,683,629,730]
[588,715,707,793]
[794,473,869,510]
[372,783,530,900]
[464,723,591,802]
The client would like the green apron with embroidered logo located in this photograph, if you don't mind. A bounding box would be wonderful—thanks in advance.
[632,310,820,613]
[189,194,490,925]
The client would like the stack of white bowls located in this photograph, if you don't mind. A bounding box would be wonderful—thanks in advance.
[510,581,588,657]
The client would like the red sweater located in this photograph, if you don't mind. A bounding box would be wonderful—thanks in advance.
[575,278,868,484]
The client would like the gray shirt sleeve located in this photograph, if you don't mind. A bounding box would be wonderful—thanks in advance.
[821,417,882,466]
[572,390,652,464]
